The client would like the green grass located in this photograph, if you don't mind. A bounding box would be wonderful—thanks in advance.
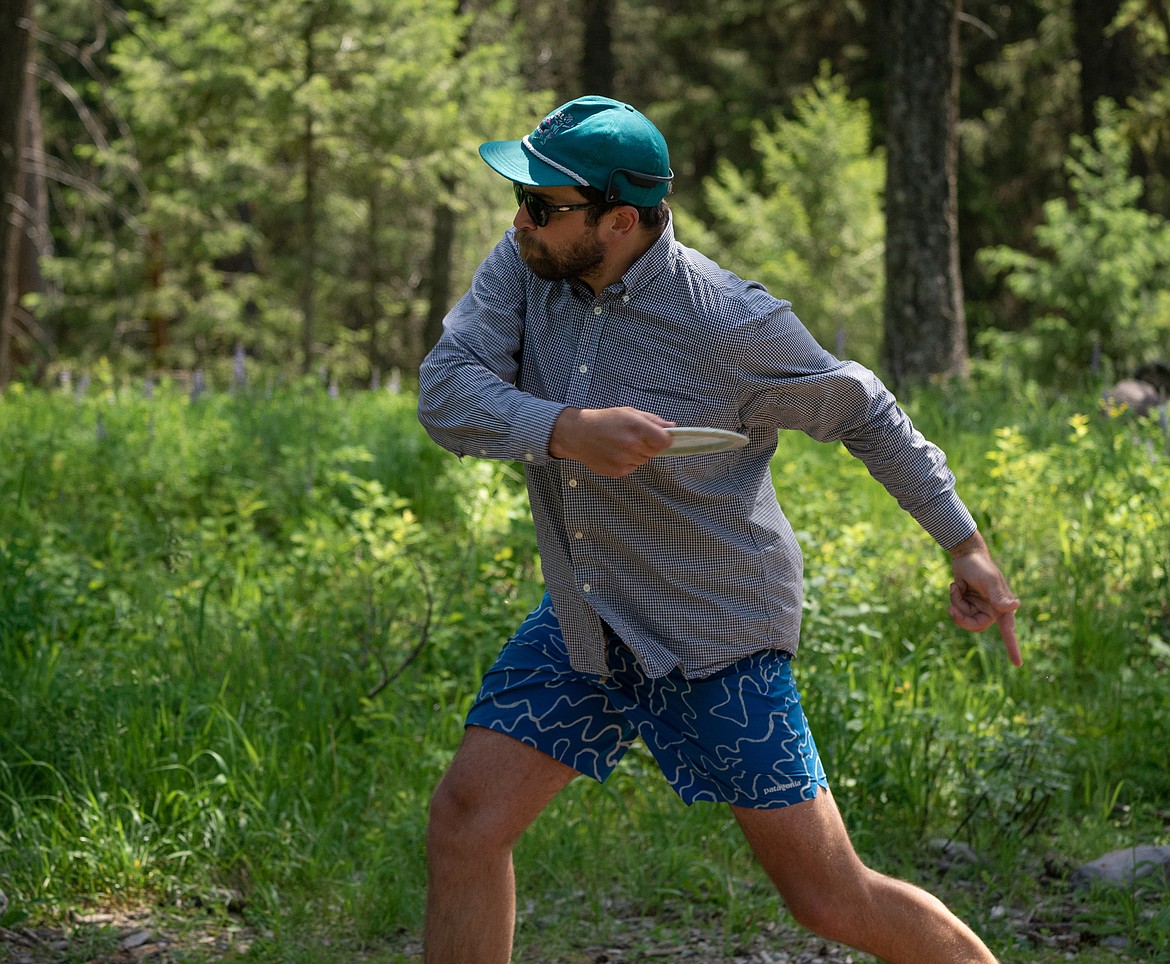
[1,375,1167,961]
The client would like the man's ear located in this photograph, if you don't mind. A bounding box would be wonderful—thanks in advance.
[606,204,641,237]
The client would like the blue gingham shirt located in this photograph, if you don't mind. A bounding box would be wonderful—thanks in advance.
[418,218,976,679]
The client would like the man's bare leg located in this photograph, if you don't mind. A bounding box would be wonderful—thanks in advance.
[424,725,578,964]
[734,788,998,964]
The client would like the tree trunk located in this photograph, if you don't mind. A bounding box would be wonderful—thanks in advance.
[422,175,457,356]
[1070,0,1155,206]
[365,184,382,379]
[420,0,471,363]
[12,8,50,373]
[581,0,614,97]
[881,0,967,389]
[300,19,318,376]
[0,0,34,388]
[20,61,50,321]
[1071,0,1135,133]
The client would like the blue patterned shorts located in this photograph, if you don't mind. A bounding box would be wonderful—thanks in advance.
[466,594,829,808]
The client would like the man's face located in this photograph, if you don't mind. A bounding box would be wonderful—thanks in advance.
[513,185,605,282]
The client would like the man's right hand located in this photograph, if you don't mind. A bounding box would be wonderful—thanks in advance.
[548,406,675,477]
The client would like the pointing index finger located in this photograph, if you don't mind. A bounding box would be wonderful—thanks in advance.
[999,609,1022,667]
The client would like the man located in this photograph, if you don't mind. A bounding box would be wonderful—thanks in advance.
[417,94,1021,964]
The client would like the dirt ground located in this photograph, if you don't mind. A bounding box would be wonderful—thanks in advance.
[0,899,1141,964]
[0,908,873,964]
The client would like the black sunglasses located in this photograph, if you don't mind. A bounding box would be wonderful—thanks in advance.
[513,183,595,227]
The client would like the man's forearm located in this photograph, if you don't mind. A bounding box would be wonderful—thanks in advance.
[947,529,987,559]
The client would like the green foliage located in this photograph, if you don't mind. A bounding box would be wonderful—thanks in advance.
[957,0,1080,255]
[24,0,1170,391]
[675,68,885,368]
[1112,0,1170,213]
[777,392,1168,961]
[977,103,1170,385]
[2,377,1169,959]
[0,380,539,922]
[35,0,542,376]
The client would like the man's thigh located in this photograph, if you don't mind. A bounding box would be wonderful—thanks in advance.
[731,786,867,899]
[465,594,639,782]
[433,725,580,842]
[608,641,829,808]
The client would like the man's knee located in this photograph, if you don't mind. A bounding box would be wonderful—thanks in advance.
[784,888,850,938]
[427,761,522,859]
[428,726,577,866]
[429,769,487,849]
[779,865,881,943]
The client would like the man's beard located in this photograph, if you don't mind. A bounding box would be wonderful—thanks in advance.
[517,228,605,281]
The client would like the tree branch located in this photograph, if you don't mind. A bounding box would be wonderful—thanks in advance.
[365,555,436,700]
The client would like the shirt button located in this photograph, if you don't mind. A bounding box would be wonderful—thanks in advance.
[525,453,534,461]
[622,295,630,303]
[593,306,602,315]
[568,478,578,487]
[574,531,583,539]
[582,583,591,593]
[578,364,588,374]
[479,449,488,456]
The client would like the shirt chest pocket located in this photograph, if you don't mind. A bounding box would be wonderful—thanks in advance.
[618,385,743,483]
[617,384,741,431]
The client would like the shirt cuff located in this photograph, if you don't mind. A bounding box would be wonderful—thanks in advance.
[508,396,566,466]
[916,490,978,550]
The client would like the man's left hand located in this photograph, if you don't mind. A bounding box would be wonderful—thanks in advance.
[947,531,1022,666]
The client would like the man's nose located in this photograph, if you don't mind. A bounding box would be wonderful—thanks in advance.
[513,200,536,230]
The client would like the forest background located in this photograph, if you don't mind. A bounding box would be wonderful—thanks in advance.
[1,1,1170,962]
[1,0,1169,388]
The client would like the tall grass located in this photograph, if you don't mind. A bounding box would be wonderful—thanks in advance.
[0,375,1167,960]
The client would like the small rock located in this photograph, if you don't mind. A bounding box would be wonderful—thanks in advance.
[1071,844,1170,889]
[927,837,981,867]
[119,929,154,950]
[1103,379,1161,417]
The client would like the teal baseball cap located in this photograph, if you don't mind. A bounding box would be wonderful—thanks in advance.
[479,95,673,207]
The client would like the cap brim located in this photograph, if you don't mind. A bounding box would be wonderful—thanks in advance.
[478,139,580,187]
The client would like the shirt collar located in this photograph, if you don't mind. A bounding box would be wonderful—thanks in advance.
[618,214,675,296]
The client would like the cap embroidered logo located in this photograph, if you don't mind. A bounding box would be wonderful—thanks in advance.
[532,109,576,145]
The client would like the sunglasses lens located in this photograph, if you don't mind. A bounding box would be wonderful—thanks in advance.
[513,184,549,226]
[527,196,550,227]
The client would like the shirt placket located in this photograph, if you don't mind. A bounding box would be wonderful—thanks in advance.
[560,293,615,604]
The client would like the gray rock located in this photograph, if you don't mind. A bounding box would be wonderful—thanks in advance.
[1103,379,1161,416]
[927,837,981,868]
[1104,360,1170,417]
[1071,845,1170,889]
[118,929,153,950]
